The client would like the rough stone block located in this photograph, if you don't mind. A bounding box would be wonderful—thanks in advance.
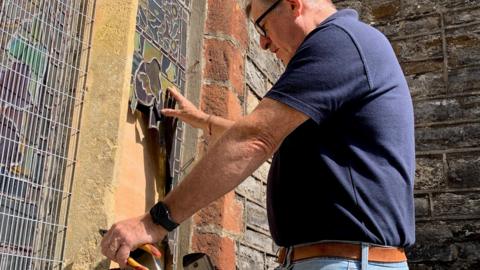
[410,220,480,267]
[244,229,274,254]
[417,221,454,241]
[407,243,458,263]
[428,220,480,242]
[415,155,446,190]
[392,34,442,63]
[449,66,480,93]
[414,99,454,124]
[236,176,266,205]
[414,96,480,123]
[376,14,441,38]
[360,0,401,22]
[400,0,438,17]
[266,255,280,270]
[438,0,480,9]
[415,123,480,151]
[406,72,446,98]
[456,241,480,261]
[237,244,265,270]
[433,192,480,216]
[246,59,267,97]
[253,161,270,182]
[447,152,480,188]
[446,25,480,69]
[444,6,480,27]
[415,195,430,217]
[246,201,269,232]
[401,58,443,76]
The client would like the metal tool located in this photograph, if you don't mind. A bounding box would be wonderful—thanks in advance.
[183,253,215,270]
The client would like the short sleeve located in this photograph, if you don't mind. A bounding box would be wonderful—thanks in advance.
[265,25,370,124]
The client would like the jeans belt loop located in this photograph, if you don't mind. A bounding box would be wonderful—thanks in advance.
[361,242,369,270]
[283,246,293,267]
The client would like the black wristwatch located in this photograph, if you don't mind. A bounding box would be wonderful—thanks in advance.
[149,201,179,232]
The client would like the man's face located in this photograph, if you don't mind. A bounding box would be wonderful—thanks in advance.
[250,0,299,64]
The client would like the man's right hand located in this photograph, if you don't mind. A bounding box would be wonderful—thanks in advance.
[100,213,166,269]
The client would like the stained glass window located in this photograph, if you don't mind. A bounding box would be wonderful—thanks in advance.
[129,0,191,268]
[130,0,190,186]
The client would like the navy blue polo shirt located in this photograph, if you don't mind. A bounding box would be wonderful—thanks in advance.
[265,9,415,247]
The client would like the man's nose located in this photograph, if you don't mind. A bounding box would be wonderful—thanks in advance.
[259,35,272,50]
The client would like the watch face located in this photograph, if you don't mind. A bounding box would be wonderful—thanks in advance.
[153,202,168,219]
[158,203,168,216]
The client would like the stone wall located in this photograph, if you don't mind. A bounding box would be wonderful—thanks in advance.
[179,0,480,269]
[235,2,285,270]
[334,0,480,269]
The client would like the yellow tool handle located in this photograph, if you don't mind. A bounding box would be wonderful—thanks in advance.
[127,257,149,270]
[139,244,162,258]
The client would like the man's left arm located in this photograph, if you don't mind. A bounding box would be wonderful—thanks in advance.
[101,97,309,267]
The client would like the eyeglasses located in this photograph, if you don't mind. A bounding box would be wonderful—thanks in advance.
[254,0,283,37]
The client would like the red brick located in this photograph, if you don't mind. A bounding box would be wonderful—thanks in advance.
[203,39,245,96]
[191,233,236,270]
[193,192,244,234]
[206,0,248,49]
[201,84,243,121]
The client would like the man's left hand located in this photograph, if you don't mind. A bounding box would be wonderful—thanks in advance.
[100,213,167,268]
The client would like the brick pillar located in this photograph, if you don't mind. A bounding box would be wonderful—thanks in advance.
[190,0,248,269]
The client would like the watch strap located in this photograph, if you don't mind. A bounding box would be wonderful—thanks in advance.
[149,201,179,232]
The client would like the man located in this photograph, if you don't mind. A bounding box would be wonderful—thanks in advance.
[101,0,415,269]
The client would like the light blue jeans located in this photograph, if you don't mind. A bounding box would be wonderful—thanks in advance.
[275,243,409,270]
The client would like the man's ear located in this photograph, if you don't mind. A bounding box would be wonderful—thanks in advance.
[284,0,303,17]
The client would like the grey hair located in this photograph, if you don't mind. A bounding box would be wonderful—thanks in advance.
[244,0,281,18]
[244,0,335,17]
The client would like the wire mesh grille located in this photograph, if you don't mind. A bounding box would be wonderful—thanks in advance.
[0,0,94,269]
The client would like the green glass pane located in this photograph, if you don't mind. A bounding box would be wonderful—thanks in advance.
[8,36,47,77]
[143,39,163,63]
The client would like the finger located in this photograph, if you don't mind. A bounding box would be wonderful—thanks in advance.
[140,244,162,258]
[115,244,131,269]
[170,96,177,110]
[100,228,115,259]
[167,93,175,109]
[105,238,120,261]
[161,108,181,117]
[166,87,186,102]
[167,89,177,109]
[100,227,111,249]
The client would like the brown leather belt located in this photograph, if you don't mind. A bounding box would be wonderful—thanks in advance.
[277,242,407,264]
